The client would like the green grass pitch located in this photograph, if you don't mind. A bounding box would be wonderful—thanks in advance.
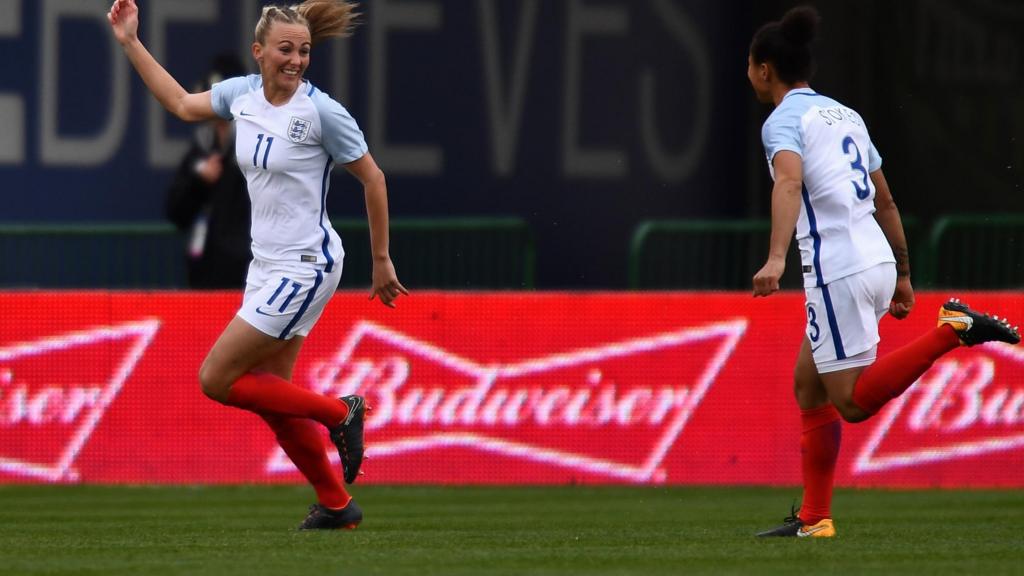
[1,485,1022,575]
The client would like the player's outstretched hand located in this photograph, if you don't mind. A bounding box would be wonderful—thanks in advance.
[752,257,785,297]
[888,276,914,319]
[108,0,139,46]
[369,257,409,308]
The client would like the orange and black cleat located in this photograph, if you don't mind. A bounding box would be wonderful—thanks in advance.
[938,298,1021,347]
[756,505,836,538]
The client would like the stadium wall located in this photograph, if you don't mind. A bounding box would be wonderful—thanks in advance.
[2,291,1022,488]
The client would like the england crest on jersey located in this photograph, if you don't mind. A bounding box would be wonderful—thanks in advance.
[288,117,311,143]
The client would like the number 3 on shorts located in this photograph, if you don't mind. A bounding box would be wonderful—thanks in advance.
[806,303,821,343]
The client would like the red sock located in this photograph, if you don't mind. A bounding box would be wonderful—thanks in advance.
[262,414,350,509]
[798,404,841,526]
[225,372,348,428]
[852,325,961,415]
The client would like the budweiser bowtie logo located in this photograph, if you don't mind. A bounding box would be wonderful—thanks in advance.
[0,320,160,482]
[269,319,747,482]
[855,342,1024,473]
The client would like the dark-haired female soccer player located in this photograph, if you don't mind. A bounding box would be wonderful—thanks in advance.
[747,5,1019,538]
[109,0,409,529]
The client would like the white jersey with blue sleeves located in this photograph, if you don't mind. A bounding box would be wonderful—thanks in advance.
[762,88,894,288]
[211,74,367,272]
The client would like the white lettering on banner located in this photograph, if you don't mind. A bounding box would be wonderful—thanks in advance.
[0,0,24,164]
[0,375,103,426]
[855,342,1024,473]
[40,0,129,167]
[641,0,710,182]
[0,320,160,482]
[322,357,692,429]
[22,0,712,183]
[267,318,748,483]
[562,0,628,178]
[368,0,444,176]
[478,0,538,177]
[146,0,219,168]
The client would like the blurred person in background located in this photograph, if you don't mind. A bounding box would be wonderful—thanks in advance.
[109,0,408,529]
[165,54,251,289]
[748,5,1020,538]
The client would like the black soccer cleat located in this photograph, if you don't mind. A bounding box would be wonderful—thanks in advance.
[938,298,1021,347]
[756,505,835,538]
[298,500,363,530]
[329,395,366,484]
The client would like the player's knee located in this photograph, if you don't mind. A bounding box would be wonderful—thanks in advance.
[833,399,869,423]
[197,362,229,403]
[792,375,825,407]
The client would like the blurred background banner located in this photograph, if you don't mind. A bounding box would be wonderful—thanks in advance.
[4,1,1020,287]
[0,0,746,287]
[2,291,1022,487]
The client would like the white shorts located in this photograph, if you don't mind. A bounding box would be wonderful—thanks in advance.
[237,259,342,340]
[804,262,896,373]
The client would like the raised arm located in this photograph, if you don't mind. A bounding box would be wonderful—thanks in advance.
[753,150,803,297]
[343,153,408,307]
[107,0,216,122]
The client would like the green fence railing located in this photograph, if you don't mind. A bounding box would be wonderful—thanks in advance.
[2,215,1018,290]
[0,223,185,288]
[922,214,1024,289]
[333,218,535,289]
[629,216,922,290]
[0,218,536,290]
[629,220,777,289]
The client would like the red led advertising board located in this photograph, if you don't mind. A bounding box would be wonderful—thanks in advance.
[1,292,1021,487]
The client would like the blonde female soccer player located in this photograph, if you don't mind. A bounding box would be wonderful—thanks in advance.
[109,0,409,529]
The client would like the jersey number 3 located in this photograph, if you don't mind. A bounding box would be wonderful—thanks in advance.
[841,135,870,200]
[253,133,274,170]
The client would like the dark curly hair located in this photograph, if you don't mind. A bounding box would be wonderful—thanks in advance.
[750,5,820,84]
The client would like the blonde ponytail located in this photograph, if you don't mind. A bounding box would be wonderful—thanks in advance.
[255,1,360,46]
[298,0,360,44]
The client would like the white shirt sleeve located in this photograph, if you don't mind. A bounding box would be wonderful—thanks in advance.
[762,114,803,162]
[210,76,254,120]
[312,90,368,164]
[868,141,883,172]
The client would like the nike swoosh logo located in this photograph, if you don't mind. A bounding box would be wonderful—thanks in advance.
[255,306,283,317]
[342,397,364,426]
[239,111,255,117]
[941,314,972,329]
[797,525,828,537]
[810,341,826,353]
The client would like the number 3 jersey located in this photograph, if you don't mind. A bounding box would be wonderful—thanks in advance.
[211,74,368,272]
[761,88,895,288]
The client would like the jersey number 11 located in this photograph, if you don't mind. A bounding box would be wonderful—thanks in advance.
[253,134,274,170]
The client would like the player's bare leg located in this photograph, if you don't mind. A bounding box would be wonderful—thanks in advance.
[197,316,350,426]
[758,339,840,538]
[820,367,870,423]
[201,320,363,528]
[199,316,292,402]
[793,339,829,410]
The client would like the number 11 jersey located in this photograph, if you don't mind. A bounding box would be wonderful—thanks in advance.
[212,74,368,273]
